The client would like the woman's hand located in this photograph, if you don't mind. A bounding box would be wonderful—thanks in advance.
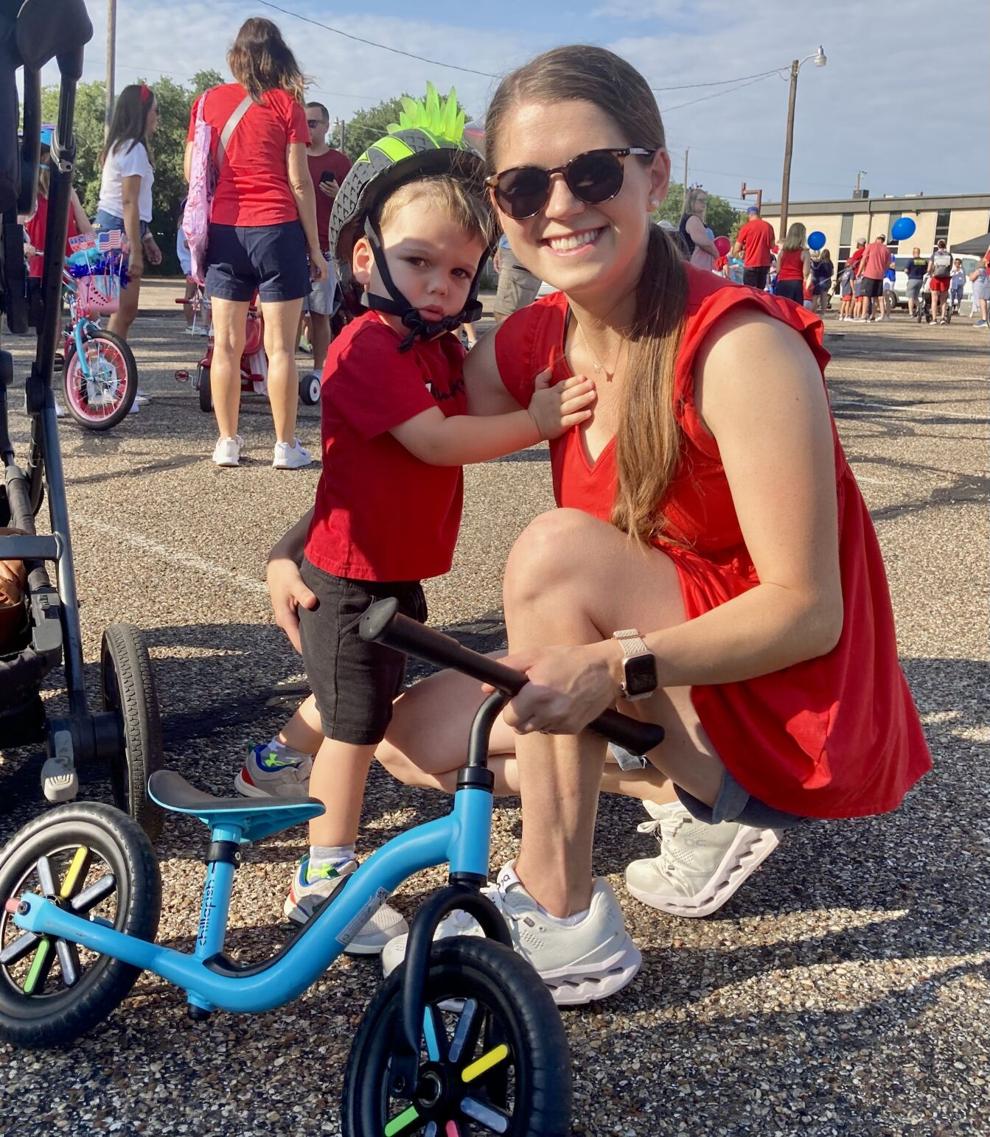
[143,234,162,266]
[309,248,328,285]
[526,368,595,440]
[492,640,620,736]
[266,555,317,654]
[127,250,144,278]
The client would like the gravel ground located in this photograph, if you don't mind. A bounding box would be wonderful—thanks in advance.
[1,282,988,1136]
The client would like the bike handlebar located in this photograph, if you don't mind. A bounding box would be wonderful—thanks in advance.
[359,598,664,756]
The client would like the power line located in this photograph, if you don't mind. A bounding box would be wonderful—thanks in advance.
[662,73,776,113]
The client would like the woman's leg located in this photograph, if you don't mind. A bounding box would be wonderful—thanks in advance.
[260,297,305,445]
[107,275,141,341]
[209,297,250,439]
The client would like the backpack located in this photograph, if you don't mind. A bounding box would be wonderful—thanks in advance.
[182,89,252,285]
[931,250,953,279]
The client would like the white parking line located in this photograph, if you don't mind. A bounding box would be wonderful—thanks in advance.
[75,515,268,596]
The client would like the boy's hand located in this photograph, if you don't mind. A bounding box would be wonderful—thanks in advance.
[266,556,318,654]
[527,368,596,440]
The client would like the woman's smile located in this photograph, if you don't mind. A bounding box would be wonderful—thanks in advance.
[542,228,605,255]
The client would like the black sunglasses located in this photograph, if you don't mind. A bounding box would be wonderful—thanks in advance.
[486,147,657,220]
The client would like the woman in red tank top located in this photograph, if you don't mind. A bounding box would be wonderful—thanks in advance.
[774,223,812,304]
[267,46,931,1007]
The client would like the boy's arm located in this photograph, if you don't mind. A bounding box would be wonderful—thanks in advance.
[390,373,595,466]
[265,509,316,654]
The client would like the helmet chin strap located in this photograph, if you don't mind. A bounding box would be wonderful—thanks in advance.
[360,216,484,352]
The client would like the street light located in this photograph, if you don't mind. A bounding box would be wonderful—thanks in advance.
[778,45,827,238]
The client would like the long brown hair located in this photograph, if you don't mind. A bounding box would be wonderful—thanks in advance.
[227,17,306,104]
[101,83,155,166]
[485,45,689,544]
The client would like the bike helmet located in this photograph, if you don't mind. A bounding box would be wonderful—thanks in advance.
[329,85,491,349]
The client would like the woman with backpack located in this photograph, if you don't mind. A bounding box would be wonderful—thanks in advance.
[927,239,953,325]
[95,83,162,407]
[184,17,326,469]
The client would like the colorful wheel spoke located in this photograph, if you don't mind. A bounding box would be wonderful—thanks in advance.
[70,873,116,914]
[35,855,57,897]
[459,1097,510,1133]
[460,1043,509,1085]
[447,998,479,1065]
[0,930,41,966]
[444,1122,461,1137]
[383,1104,422,1137]
[60,846,92,899]
[422,1005,444,1062]
[22,937,54,995]
[423,1124,437,1137]
[54,939,81,987]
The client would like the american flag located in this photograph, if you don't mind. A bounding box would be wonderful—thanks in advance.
[68,234,96,253]
[97,229,125,251]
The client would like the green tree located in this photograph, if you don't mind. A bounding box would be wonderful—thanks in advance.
[339,96,411,160]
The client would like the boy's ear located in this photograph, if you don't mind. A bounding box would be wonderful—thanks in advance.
[352,236,374,286]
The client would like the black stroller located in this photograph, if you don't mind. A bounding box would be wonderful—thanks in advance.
[1,0,162,839]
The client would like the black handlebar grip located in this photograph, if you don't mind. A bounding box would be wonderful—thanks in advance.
[359,599,664,756]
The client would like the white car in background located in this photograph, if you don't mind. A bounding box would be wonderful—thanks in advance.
[891,253,980,309]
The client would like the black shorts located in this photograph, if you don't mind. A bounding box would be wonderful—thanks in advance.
[774,278,804,304]
[298,558,428,745]
[206,220,310,303]
[743,266,769,290]
[861,277,884,299]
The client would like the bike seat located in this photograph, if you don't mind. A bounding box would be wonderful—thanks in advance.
[148,770,324,843]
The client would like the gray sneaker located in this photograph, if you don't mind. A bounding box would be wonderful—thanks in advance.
[234,742,313,798]
[625,800,780,918]
[381,863,641,1006]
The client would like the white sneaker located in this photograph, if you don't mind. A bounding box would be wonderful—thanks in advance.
[128,400,140,415]
[212,435,243,467]
[134,389,151,406]
[234,741,313,798]
[272,439,312,470]
[625,800,780,918]
[284,856,407,954]
[382,863,641,1006]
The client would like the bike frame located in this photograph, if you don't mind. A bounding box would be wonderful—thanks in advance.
[8,749,496,1017]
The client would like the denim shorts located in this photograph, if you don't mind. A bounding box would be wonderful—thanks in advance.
[304,253,338,316]
[205,220,309,304]
[675,769,809,831]
[93,209,149,239]
[298,559,428,745]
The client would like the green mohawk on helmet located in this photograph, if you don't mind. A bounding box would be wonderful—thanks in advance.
[386,83,467,145]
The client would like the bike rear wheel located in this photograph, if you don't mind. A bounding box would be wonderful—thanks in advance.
[63,329,137,430]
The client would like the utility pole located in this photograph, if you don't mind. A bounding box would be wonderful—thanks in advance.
[104,0,116,138]
[740,181,763,213]
[335,117,346,151]
[682,148,689,192]
[779,58,799,238]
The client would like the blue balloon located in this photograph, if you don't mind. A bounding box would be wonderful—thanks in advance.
[891,216,917,241]
[807,230,826,251]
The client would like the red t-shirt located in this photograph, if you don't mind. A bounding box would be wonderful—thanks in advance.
[736,218,775,268]
[186,84,309,227]
[25,193,81,279]
[860,241,892,280]
[307,148,352,253]
[493,266,931,820]
[847,247,865,270]
[305,312,468,581]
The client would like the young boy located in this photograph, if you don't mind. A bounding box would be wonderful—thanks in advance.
[236,92,594,952]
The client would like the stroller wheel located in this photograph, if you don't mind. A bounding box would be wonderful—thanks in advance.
[196,364,213,412]
[299,370,321,406]
[100,625,165,842]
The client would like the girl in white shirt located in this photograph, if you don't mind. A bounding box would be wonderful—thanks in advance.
[95,83,162,348]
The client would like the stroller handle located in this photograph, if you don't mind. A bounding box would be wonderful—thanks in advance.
[359,598,664,756]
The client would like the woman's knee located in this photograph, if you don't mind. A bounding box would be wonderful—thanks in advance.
[503,509,604,605]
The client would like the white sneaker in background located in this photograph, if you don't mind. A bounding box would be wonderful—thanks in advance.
[625,799,780,918]
[272,439,312,470]
[212,434,243,467]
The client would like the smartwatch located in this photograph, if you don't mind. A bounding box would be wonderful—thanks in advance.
[612,628,658,701]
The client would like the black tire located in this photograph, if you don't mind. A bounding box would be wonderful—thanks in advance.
[63,330,138,430]
[0,802,161,1048]
[341,938,572,1137]
[299,370,321,406]
[101,624,165,843]
[197,363,213,412]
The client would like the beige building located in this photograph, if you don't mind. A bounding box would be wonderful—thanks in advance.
[760,193,990,268]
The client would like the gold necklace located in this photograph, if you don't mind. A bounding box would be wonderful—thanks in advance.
[576,323,625,381]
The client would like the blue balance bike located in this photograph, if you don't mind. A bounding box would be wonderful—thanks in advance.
[0,600,662,1135]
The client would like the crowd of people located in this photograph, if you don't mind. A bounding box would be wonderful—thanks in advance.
[21,18,939,1007]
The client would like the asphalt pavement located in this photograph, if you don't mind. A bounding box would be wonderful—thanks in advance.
[1,280,988,1136]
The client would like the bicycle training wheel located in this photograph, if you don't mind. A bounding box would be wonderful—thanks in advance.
[0,802,161,1048]
[63,330,137,430]
[196,364,213,412]
[101,624,165,842]
[341,937,572,1137]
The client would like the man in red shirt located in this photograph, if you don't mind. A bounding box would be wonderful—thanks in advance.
[856,234,892,322]
[304,102,352,369]
[732,205,775,290]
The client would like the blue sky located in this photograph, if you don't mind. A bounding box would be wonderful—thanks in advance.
[41,0,990,208]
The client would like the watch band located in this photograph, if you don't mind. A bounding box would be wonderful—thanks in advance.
[614,628,649,659]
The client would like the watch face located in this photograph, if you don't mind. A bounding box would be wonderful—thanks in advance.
[624,653,658,698]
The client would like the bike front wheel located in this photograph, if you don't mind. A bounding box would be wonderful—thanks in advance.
[63,329,138,430]
[341,937,572,1137]
[0,802,161,1048]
